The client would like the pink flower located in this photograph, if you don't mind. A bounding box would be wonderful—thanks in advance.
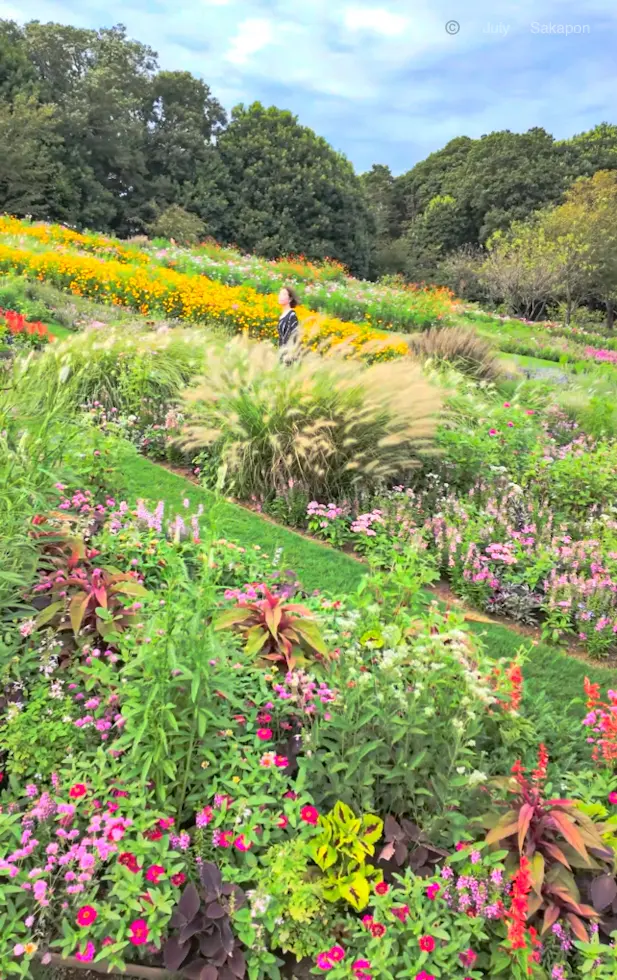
[426,882,440,900]
[416,973,435,980]
[316,952,333,971]
[196,806,214,828]
[488,428,498,437]
[118,852,140,873]
[13,944,25,956]
[370,922,386,938]
[69,784,87,799]
[608,791,617,805]
[234,834,252,852]
[256,728,273,740]
[171,872,186,887]
[145,865,165,884]
[419,935,435,952]
[300,805,319,825]
[503,402,511,408]
[526,409,535,415]
[75,941,96,963]
[507,421,514,427]
[76,905,98,927]
[460,949,478,968]
[392,904,410,922]
[277,814,288,829]
[275,755,288,768]
[129,919,149,945]
[329,947,345,962]
[375,881,389,895]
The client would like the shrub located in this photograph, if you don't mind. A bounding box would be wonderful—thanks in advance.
[181,337,443,500]
[408,326,502,381]
[146,205,206,246]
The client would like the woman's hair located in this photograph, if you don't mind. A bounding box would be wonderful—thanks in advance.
[282,285,299,309]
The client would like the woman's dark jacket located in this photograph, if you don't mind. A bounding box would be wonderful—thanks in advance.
[278,309,299,347]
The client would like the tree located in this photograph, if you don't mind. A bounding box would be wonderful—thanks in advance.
[0,95,62,217]
[216,103,372,276]
[143,70,228,235]
[404,194,474,282]
[557,170,617,328]
[480,222,563,319]
[561,123,617,179]
[22,21,157,232]
[0,20,37,100]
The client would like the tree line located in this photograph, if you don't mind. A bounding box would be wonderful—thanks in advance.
[1,18,616,301]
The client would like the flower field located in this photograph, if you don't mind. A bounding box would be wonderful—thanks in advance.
[1,216,617,980]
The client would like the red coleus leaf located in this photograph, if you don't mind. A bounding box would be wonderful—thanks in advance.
[517,803,535,854]
[550,811,591,865]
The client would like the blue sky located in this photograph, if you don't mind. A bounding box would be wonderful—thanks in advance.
[1,0,615,174]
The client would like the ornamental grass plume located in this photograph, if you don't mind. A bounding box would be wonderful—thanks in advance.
[407,326,503,382]
[180,336,443,500]
[21,326,201,416]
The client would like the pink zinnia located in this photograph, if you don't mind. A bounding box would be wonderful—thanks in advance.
[300,805,319,825]
[329,946,345,962]
[69,783,87,799]
[416,973,435,980]
[76,905,98,927]
[75,941,96,963]
[234,834,252,852]
[171,872,186,887]
[277,814,288,829]
[608,791,617,805]
[460,949,477,968]
[392,904,410,922]
[129,919,149,946]
[256,728,272,740]
[375,881,389,895]
[426,882,440,900]
[145,865,165,884]
[419,935,435,952]
[488,428,498,436]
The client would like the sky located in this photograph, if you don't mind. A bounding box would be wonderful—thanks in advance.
[0,0,615,175]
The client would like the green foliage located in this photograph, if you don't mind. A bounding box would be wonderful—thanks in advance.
[308,801,383,909]
[0,679,76,779]
[239,838,332,961]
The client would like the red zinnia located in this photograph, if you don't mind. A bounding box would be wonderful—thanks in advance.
[145,864,165,884]
[171,872,186,887]
[69,783,87,799]
[370,923,386,938]
[300,805,319,825]
[76,905,98,927]
[419,936,435,953]
[277,814,288,829]
[375,881,389,895]
[129,919,149,946]
[144,827,163,841]
[118,852,140,873]
[392,904,410,922]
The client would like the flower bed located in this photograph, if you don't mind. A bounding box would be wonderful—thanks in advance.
[0,307,53,350]
[0,243,408,362]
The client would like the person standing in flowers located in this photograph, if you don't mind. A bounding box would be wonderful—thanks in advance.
[277,286,300,363]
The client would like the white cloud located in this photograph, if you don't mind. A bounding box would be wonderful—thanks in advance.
[342,5,409,37]
[224,17,274,65]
